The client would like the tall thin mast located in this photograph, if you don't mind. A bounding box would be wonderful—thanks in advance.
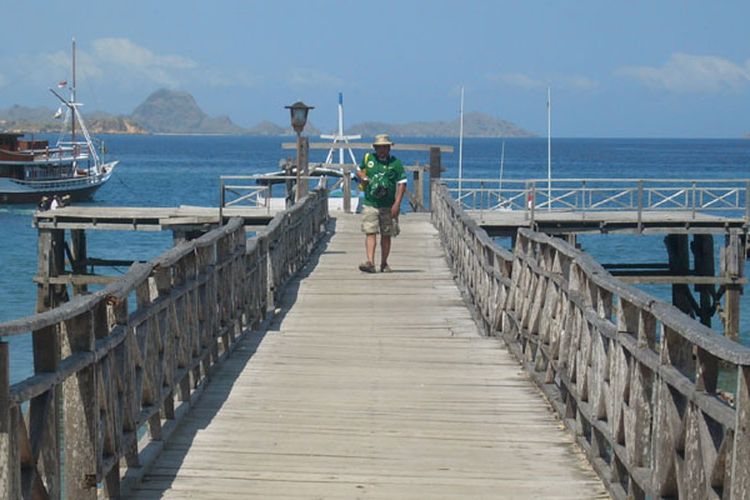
[337,93,345,164]
[71,38,76,147]
[458,86,464,200]
[321,92,360,166]
[547,86,551,211]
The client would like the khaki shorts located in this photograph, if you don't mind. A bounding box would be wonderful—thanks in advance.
[361,205,400,236]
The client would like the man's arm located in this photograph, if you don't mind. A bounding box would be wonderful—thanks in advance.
[357,153,370,181]
[391,181,406,218]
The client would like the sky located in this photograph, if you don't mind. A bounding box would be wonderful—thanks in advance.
[0,1,748,138]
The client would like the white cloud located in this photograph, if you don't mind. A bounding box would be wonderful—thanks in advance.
[205,69,259,88]
[287,69,344,89]
[489,72,597,91]
[491,73,545,90]
[92,38,196,71]
[557,75,598,91]
[90,37,197,88]
[617,53,750,93]
[0,38,259,95]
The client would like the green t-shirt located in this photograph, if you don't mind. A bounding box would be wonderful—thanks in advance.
[358,152,407,208]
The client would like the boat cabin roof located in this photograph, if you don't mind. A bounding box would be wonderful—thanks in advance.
[0,133,50,152]
[0,133,24,150]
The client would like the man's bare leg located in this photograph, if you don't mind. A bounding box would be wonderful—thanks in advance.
[366,233,377,265]
[380,235,391,268]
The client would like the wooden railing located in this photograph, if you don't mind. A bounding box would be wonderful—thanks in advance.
[443,178,750,224]
[0,190,329,499]
[220,163,432,215]
[432,183,750,499]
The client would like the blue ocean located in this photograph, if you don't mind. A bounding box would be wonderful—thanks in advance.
[1,135,749,384]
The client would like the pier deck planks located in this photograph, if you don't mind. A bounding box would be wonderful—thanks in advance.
[471,209,746,236]
[127,213,607,499]
[33,205,279,231]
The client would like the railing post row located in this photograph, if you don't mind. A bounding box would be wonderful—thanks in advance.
[219,177,225,225]
[691,180,697,220]
[430,183,750,499]
[732,364,750,498]
[636,179,644,233]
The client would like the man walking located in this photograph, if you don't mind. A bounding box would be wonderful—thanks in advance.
[356,134,407,273]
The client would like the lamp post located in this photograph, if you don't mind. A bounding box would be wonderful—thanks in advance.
[285,101,314,202]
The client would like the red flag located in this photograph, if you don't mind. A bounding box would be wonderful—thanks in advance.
[57,80,67,88]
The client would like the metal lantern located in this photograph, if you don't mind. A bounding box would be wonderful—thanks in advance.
[285,101,314,134]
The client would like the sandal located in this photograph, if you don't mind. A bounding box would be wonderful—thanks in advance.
[380,264,393,273]
[358,261,376,273]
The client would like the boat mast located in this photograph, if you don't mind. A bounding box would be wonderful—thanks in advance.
[71,38,76,150]
[321,92,360,166]
[50,37,102,171]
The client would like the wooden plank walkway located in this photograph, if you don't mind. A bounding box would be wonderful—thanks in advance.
[127,213,608,499]
[471,209,747,236]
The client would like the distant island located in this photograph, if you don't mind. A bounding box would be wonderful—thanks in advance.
[0,88,534,138]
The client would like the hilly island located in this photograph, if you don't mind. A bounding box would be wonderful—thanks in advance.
[0,89,535,138]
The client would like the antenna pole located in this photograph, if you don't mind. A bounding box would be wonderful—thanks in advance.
[337,93,344,164]
[458,86,464,201]
[547,86,551,211]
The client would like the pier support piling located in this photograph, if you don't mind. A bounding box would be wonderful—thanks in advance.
[692,234,715,327]
[70,229,88,295]
[665,234,693,318]
[722,232,744,341]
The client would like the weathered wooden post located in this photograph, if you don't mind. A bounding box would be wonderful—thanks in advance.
[70,229,88,295]
[299,136,309,199]
[722,231,743,341]
[691,234,715,327]
[37,228,68,312]
[665,234,693,317]
[62,310,97,499]
[429,147,441,211]
[284,158,294,208]
[731,364,750,498]
[342,165,352,213]
[412,162,424,212]
[31,228,65,498]
[0,340,11,499]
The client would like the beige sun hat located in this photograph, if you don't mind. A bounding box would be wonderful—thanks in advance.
[372,133,394,147]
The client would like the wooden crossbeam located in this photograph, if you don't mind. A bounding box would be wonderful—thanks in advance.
[612,274,746,285]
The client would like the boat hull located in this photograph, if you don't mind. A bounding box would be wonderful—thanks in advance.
[0,161,118,204]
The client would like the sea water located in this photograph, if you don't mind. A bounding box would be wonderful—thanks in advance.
[1,135,749,384]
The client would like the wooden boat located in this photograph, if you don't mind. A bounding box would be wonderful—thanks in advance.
[0,133,116,204]
[0,39,117,204]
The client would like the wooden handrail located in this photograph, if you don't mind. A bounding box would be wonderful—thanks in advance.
[431,182,750,499]
[0,190,329,499]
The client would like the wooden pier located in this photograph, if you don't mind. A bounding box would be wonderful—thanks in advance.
[126,213,606,499]
[1,175,749,499]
